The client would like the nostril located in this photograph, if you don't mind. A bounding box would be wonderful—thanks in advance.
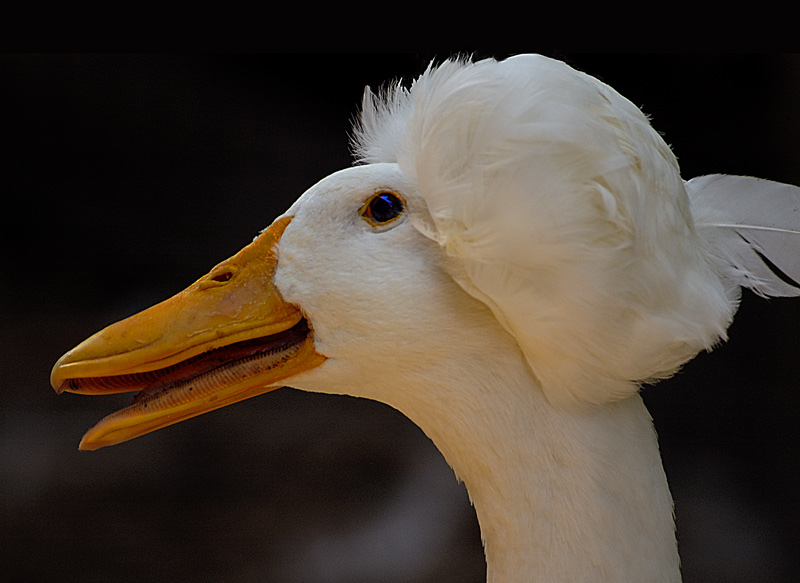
[211,271,233,283]
[198,269,237,290]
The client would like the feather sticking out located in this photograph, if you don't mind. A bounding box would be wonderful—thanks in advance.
[687,174,800,299]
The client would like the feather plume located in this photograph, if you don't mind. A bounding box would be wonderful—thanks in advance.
[351,55,800,407]
[687,174,800,298]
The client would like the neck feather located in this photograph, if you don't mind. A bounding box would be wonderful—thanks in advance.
[394,352,681,583]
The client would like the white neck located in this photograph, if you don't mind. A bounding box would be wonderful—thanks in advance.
[290,263,682,582]
[391,350,681,583]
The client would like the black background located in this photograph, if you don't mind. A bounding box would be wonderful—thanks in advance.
[2,53,799,582]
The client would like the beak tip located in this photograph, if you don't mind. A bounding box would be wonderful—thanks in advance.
[78,430,103,451]
[52,378,67,395]
[50,370,64,395]
[50,354,70,394]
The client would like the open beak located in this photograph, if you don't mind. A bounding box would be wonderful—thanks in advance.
[51,216,326,451]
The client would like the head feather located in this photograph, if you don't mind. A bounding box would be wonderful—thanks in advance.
[353,55,734,406]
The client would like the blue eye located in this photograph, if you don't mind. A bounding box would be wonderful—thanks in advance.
[361,192,405,226]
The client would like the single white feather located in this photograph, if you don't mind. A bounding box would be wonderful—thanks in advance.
[687,174,800,298]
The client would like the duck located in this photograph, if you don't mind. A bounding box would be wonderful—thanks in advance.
[50,54,800,582]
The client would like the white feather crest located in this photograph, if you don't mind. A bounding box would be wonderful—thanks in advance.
[352,55,797,407]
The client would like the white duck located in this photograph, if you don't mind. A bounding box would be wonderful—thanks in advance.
[51,55,800,582]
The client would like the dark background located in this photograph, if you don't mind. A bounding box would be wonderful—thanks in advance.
[2,53,799,582]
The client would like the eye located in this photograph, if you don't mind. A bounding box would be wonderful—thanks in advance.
[360,191,405,226]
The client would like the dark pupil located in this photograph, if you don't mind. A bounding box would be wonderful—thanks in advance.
[370,193,402,223]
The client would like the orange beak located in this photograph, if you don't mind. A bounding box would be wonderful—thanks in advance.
[51,216,326,450]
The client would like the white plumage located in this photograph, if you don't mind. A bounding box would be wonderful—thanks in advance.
[52,55,800,582]
[356,55,733,407]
